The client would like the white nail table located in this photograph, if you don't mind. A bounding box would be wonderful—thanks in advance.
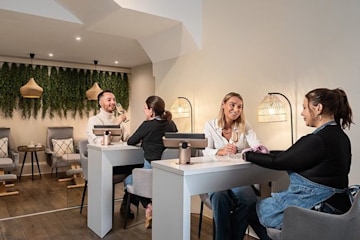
[87,142,144,238]
[152,155,285,240]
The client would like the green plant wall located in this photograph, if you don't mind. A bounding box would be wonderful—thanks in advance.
[0,62,129,119]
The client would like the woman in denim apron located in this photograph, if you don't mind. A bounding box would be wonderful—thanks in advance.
[243,88,353,239]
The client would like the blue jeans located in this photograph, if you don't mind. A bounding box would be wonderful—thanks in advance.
[209,186,257,240]
[124,158,152,187]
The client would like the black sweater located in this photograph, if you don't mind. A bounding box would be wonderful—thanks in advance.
[246,125,351,211]
[127,119,178,161]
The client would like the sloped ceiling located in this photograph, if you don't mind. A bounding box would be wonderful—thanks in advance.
[0,0,201,68]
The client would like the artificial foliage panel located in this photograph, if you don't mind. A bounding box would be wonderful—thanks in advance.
[0,62,129,119]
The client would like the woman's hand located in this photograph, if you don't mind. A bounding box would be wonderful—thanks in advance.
[217,144,237,156]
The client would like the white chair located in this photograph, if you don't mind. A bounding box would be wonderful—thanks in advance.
[123,148,179,229]
[123,168,153,229]
[160,148,179,161]
[0,128,19,196]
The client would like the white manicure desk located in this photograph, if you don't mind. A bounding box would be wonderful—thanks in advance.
[87,142,144,238]
[151,156,285,240]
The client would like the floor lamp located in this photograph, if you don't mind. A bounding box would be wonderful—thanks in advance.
[258,92,294,145]
[170,97,193,133]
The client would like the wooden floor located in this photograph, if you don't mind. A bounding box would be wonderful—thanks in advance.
[0,173,257,240]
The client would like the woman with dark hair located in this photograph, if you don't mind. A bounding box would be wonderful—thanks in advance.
[243,88,354,239]
[124,95,178,228]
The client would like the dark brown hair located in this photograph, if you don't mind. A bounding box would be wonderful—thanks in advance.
[146,95,172,121]
[97,89,114,103]
[305,88,353,129]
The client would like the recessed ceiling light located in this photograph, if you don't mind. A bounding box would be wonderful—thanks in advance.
[49,53,53,57]
[114,61,119,64]
[75,36,81,41]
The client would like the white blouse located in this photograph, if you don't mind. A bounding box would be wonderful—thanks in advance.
[202,118,262,156]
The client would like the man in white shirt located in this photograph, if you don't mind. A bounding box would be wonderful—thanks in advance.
[86,90,128,144]
[86,90,139,219]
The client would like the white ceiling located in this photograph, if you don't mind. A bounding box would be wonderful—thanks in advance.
[0,0,183,68]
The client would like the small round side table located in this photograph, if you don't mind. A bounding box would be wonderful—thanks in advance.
[18,145,44,180]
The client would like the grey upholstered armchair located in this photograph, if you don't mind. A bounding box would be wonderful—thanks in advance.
[0,127,19,196]
[267,192,360,240]
[45,126,80,175]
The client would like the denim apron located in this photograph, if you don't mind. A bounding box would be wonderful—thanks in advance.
[257,172,346,229]
[257,121,345,229]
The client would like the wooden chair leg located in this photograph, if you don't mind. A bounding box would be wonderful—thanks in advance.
[0,181,19,197]
[66,172,85,189]
[58,163,77,182]
[58,163,85,189]
[0,169,19,197]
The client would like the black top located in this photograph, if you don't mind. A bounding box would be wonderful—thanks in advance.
[246,125,352,211]
[127,119,178,161]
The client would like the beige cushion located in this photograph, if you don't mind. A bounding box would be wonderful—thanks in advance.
[52,138,74,157]
[0,137,8,158]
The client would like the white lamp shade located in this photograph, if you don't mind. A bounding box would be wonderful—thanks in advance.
[170,98,191,118]
[257,94,287,122]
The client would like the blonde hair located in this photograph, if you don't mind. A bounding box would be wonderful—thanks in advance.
[216,92,245,133]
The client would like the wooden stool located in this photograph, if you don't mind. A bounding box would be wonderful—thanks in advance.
[58,153,85,189]
[0,159,19,196]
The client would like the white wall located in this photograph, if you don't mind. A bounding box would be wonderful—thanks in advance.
[128,63,155,131]
[154,0,360,186]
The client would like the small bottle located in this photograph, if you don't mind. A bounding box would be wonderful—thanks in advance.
[179,142,191,164]
[103,130,110,145]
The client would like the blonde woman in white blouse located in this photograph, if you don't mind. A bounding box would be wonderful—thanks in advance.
[202,92,268,240]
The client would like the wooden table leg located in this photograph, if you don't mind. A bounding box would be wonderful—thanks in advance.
[19,152,28,179]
